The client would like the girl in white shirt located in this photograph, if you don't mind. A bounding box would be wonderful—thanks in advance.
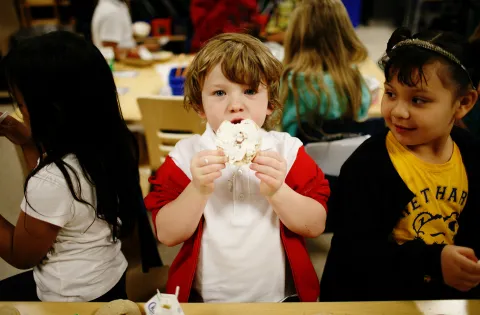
[0,31,142,302]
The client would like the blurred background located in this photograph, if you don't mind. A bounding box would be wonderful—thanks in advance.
[0,0,479,301]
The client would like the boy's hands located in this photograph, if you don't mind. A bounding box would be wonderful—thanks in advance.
[190,150,227,196]
[251,151,287,197]
[0,113,32,146]
[441,245,480,292]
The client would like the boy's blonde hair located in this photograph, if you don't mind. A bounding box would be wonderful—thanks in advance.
[184,33,283,129]
[281,0,368,135]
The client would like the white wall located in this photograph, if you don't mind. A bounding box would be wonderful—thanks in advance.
[0,105,26,280]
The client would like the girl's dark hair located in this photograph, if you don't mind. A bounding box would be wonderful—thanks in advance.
[380,27,480,96]
[3,31,141,240]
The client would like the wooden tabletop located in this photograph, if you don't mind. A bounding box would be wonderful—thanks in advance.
[114,62,164,122]
[0,300,478,315]
[114,55,385,123]
[114,55,192,122]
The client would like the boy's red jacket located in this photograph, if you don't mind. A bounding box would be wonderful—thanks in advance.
[145,147,329,302]
[189,0,259,52]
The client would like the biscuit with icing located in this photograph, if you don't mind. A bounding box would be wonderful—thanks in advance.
[215,119,261,166]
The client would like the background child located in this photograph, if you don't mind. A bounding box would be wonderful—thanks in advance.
[145,33,330,303]
[92,0,136,50]
[0,31,142,301]
[91,0,158,59]
[280,0,380,143]
[320,27,480,301]
[189,0,259,52]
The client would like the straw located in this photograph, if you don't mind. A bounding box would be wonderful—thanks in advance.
[175,286,180,298]
[0,111,9,125]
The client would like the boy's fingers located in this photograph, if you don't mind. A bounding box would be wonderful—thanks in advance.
[198,150,225,157]
[251,163,281,179]
[256,150,282,161]
[253,156,285,170]
[196,155,228,167]
[200,163,226,175]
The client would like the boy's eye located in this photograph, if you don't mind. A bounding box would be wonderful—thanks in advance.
[245,89,257,95]
[384,90,395,98]
[213,90,225,96]
[412,97,427,105]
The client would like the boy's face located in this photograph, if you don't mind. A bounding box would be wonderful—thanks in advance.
[199,63,272,132]
[381,63,469,148]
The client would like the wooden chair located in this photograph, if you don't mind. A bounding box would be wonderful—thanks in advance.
[135,96,202,299]
[137,96,205,171]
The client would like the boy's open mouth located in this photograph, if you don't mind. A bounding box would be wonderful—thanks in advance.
[230,118,244,124]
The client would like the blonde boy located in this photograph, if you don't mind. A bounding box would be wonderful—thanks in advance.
[145,33,330,303]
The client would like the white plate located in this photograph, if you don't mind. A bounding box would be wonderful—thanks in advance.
[152,51,174,62]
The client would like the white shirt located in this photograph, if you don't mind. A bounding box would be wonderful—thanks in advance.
[169,125,302,302]
[91,0,136,49]
[21,154,127,302]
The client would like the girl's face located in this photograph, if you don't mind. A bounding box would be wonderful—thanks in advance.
[381,62,475,150]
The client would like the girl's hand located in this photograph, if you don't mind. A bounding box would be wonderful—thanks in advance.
[441,245,480,292]
[251,151,287,197]
[0,113,32,146]
[190,150,227,196]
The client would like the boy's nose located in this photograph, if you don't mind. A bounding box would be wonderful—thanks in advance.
[391,101,410,119]
[229,99,245,112]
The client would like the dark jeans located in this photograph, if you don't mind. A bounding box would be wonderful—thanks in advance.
[0,270,127,302]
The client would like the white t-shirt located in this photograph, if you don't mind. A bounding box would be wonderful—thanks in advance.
[91,0,136,49]
[21,154,127,302]
[169,124,302,302]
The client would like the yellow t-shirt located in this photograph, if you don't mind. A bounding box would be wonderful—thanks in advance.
[386,132,468,245]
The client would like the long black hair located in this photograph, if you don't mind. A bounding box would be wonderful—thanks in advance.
[3,31,140,240]
[380,27,480,97]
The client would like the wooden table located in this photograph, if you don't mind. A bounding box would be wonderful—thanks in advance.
[1,300,478,315]
[114,56,384,123]
[114,63,164,122]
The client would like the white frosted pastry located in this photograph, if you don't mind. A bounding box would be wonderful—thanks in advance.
[215,119,261,166]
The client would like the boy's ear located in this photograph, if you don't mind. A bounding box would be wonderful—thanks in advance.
[266,108,273,116]
[455,89,478,120]
[198,109,206,119]
[267,101,277,115]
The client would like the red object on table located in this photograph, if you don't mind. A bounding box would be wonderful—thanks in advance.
[151,18,172,36]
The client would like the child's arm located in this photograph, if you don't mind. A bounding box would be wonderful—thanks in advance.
[0,113,39,171]
[251,147,329,238]
[145,150,227,247]
[154,183,209,247]
[267,184,327,238]
[0,212,60,269]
